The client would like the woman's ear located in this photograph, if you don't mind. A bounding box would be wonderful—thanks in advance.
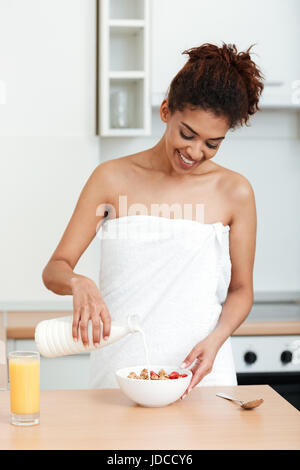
[160,99,169,123]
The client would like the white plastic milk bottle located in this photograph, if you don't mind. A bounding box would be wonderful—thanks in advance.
[35,314,140,358]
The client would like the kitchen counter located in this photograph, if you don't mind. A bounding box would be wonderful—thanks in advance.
[233,302,300,335]
[2,296,300,338]
[0,385,299,450]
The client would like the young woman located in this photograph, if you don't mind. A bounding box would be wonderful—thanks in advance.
[42,43,264,396]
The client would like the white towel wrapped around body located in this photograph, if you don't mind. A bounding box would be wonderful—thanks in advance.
[89,215,237,388]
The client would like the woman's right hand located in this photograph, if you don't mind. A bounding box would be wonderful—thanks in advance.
[70,276,111,348]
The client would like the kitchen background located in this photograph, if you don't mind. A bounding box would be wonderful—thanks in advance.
[0,0,299,407]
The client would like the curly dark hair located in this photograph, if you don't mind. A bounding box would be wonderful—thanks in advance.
[166,42,265,129]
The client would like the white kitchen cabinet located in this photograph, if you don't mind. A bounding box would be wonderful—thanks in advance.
[0,0,96,136]
[7,339,90,390]
[99,0,151,136]
[151,0,300,110]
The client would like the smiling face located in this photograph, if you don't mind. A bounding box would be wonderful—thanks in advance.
[160,100,230,174]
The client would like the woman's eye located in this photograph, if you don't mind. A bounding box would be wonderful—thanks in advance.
[180,130,218,149]
[207,143,218,149]
[180,130,193,140]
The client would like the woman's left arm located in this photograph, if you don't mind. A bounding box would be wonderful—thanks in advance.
[180,177,257,397]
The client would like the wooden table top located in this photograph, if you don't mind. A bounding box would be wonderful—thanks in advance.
[0,385,299,450]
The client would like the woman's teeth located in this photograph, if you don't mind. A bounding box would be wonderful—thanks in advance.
[177,151,195,166]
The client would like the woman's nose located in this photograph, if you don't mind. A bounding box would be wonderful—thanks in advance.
[187,142,205,161]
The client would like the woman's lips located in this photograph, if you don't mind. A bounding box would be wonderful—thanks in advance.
[176,150,197,169]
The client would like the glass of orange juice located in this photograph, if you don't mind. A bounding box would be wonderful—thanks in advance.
[8,351,40,426]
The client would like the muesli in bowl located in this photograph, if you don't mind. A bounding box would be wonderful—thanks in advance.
[115,365,192,407]
[127,368,188,380]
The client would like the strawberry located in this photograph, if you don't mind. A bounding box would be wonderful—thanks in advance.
[169,371,180,379]
[150,371,159,380]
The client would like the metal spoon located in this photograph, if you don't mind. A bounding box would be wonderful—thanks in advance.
[216,392,264,409]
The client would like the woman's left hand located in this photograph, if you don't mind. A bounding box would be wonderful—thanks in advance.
[179,336,220,400]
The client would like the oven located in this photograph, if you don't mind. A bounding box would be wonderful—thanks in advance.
[231,335,300,410]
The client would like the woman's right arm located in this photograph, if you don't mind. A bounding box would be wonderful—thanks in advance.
[42,162,113,348]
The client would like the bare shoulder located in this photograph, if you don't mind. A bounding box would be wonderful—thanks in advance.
[214,164,255,204]
[92,157,124,180]
[88,152,147,207]
[209,162,256,227]
[93,151,146,181]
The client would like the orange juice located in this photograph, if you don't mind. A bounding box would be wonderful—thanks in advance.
[9,351,40,425]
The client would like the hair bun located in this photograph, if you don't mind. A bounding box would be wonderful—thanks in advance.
[184,46,207,63]
[168,42,264,128]
[184,42,253,69]
[219,43,251,67]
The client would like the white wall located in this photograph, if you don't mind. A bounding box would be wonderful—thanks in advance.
[151,0,300,98]
[0,0,96,136]
[0,0,299,302]
[0,0,101,301]
[0,136,101,300]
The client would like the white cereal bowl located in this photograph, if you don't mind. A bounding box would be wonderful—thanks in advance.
[115,365,192,407]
